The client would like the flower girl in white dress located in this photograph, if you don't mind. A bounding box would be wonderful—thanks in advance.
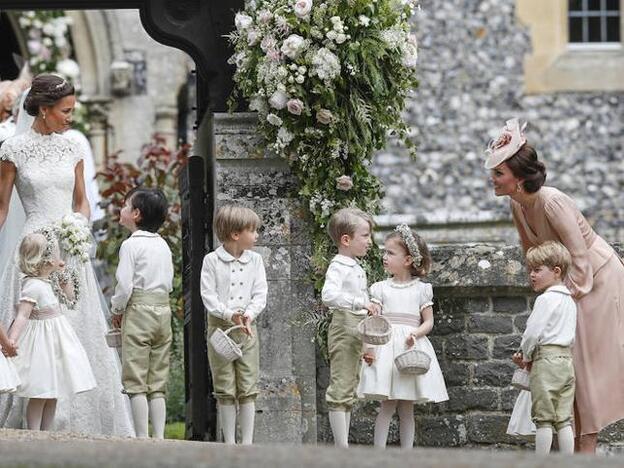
[358,224,448,448]
[8,231,96,430]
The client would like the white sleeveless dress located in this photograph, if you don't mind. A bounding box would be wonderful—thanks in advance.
[12,278,96,398]
[357,278,448,403]
[0,128,134,436]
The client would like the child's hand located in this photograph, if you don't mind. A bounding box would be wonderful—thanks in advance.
[111,314,123,330]
[362,352,375,366]
[232,312,252,336]
[524,361,532,372]
[366,302,382,316]
[242,314,253,337]
[405,332,419,348]
[512,352,525,368]
[2,340,17,357]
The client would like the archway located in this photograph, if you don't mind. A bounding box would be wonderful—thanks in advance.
[0,0,243,441]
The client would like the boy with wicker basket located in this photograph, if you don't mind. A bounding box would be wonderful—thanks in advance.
[200,205,267,445]
[321,207,380,447]
[111,188,173,439]
[512,241,576,454]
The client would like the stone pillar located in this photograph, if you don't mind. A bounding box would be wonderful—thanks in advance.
[213,112,317,443]
[83,96,111,168]
[155,105,178,149]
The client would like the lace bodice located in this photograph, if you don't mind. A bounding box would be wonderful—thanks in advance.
[0,128,83,232]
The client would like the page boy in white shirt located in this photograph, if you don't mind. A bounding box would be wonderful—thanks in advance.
[512,240,577,454]
[200,205,267,445]
[321,207,380,448]
[111,187,173,439]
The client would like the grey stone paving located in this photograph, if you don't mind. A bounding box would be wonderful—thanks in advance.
[0,429,621,468]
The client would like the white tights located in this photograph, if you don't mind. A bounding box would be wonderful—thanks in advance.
[26,398,57,431]
[535,425,574,454]
[374,400,415,449]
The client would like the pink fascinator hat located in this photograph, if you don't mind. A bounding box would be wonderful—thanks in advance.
[484,118,527,169]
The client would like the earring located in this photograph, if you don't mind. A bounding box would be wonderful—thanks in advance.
[516,182,522,193]
[42,112,46,120]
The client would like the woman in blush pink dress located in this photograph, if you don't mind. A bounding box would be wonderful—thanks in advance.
[485,118,624,454]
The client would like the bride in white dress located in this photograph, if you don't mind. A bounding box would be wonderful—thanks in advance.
[0,74,134,436]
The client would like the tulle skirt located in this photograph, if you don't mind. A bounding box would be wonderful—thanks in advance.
[358,323,448,403]
[12,316,96,398]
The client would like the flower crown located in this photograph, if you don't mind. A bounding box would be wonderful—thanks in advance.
[36,226,59,262]
[394,223,422,267]
[484,118,527,169]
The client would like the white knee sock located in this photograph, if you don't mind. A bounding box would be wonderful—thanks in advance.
[130,394,149,438]
[148,397,166,439]
[345,411,351,443]
[26,399,46,430]
[239,402,255,445]
[219,404,237,444]
[374,400,397,448]
[535,427,553,454]
[557,425,574,454]
[328,410,348,448]
[397,401,415,449]
[40,399,57,431]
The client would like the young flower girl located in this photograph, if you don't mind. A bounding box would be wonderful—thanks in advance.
[9,230,96,430]
[358,224,448,448]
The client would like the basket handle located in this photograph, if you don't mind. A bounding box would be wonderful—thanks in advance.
[224,324,246,336]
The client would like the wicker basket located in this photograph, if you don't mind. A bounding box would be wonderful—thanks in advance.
[357,315,392,345]
[105,329,122,348]
[511,368,530,391]
[394,348,431,375]
[209,325,246,362]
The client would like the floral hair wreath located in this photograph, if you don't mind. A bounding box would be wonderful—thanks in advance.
[394,223,422,267]
[484,118,528,169]
[35,226,59,262]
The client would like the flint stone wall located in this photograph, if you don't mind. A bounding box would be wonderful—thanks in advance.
[317,244,624,451]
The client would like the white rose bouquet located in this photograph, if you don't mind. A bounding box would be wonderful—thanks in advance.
[56,213,93,263]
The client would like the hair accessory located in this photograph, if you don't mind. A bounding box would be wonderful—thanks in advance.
[394,223,422,267]
[35,226,58,262]
[484,118,527,169]
[54,80,66,90]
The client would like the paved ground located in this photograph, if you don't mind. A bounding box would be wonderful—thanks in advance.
[0,429,621,468]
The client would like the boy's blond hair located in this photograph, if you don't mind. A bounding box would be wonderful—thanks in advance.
[214,205,261,242]
[526,241,571,278]
[327,207,374,245]
[18,233,49,276]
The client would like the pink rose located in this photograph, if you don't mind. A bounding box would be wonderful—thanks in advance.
[294,0,313,19]
[287,98,304,115]
[335,175,353,191]
[491,131,512,150]
[316,108,333,124]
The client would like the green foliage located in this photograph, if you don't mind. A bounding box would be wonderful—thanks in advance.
[229,0,420,358]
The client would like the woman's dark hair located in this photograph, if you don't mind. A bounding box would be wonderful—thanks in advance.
[505,143,547,193]
[24,74,75,117]
[125,187,169,233]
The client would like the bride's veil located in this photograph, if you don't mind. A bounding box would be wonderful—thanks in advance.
[0,89,30,278]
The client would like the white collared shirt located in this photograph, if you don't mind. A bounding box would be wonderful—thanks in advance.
[111,230,173,314]
[521,284,577,361]
[321,254,369,313]
[200,245,267,322]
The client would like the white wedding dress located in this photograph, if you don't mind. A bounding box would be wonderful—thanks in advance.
[0,127,135,436]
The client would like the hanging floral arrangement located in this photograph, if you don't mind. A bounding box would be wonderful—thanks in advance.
[228,0,420,357]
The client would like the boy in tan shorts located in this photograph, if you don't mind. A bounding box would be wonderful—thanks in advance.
[200,205,267,445]
[321,207,380,447]
[512,241,577,454]
[111,187,173,439]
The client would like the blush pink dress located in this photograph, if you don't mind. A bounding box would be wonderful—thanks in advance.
[511,186,624,435]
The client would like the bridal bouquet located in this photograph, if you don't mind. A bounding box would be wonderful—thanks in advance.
[56,213,92,263]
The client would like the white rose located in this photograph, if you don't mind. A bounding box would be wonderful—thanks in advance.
[316,108,333,124]
[286,98,304,115]
[295,75,305,84]
[269,90,289,110]
[280,34,305,60]
[235,13,253,31]
[293,0,313,19]
[358,15,371,27]
[56,58,80,79]
[335,175,354,191]
[267,113,283,126]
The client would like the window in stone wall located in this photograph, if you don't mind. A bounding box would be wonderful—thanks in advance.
[568,0,621,45]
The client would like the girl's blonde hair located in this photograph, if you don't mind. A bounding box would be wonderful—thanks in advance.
[18,233,51,276]
[214,205,261,242]
[386,229,432,278]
